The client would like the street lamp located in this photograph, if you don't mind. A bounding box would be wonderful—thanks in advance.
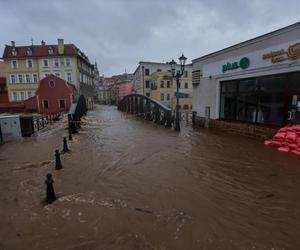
[169,54,187,131]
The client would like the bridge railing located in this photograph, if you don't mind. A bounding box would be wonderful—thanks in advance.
[118,94,172,128]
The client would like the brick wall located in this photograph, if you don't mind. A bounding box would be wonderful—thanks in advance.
[195,117,278,140]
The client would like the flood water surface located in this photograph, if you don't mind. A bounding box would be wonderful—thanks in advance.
[1,105,300,250]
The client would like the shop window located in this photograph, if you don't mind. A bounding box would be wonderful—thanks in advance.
[289,72,300,91]
[258,92,285,125]
[236,93,258,122]
[220,93,236,120]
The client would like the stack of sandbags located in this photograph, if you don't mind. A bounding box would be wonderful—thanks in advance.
[264,124,300,155]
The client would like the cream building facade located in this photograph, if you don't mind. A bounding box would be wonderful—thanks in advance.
[133,62,193,111]
[2,39,95,102]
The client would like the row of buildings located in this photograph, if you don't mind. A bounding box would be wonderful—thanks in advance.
[0,39,99,113]
[126,22,300,137]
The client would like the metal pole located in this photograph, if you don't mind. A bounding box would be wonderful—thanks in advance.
[175,74,180,131]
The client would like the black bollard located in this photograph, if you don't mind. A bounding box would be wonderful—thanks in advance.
[63,137,69,153]
[55,149,62,170]
[45,173,56,204]
[68,128,72,141]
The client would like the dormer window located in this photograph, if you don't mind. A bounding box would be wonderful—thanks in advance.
[27,48,32,56]
[48,46,53,55]
[12,48,17,56]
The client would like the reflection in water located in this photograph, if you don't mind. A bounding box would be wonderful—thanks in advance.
[0,105,300,250]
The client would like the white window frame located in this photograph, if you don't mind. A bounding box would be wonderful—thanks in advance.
[12,92,18,101]
[11,60,18,69]
[10,75,16,84]
[25,74,31,83]
[66,58,71,67]
[27,91,33,98]
[20,91,25,101]
[43,59,49,67]
[33,74,38,83]
[27,59,33,68]
[18,74,23,83]
[54,58,59,67]
[67,72,72,82]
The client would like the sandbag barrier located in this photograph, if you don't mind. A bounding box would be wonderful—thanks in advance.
[264,124,300,156]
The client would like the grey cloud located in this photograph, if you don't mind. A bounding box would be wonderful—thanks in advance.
[0,0,299,75]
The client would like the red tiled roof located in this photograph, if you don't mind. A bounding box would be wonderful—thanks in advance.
[2,44,78,58]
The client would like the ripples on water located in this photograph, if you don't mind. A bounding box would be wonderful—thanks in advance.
[1,105,300,250]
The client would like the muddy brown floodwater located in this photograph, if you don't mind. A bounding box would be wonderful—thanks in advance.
[1,105,300,250]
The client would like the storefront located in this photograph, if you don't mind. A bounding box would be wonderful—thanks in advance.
[192,22,300,136]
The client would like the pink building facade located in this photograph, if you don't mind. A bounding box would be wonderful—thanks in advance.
[117,80,133,103]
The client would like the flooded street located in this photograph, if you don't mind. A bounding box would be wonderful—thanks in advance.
[1,105,300,250]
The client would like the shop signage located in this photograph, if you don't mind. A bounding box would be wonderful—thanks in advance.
[222,57,250,73]
[262,42,300,63]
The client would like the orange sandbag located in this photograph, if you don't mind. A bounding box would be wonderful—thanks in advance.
[268,140,282,147]
[278,127,287,132]
[289,144,299,150]
[278,147,290,152]
[292,124,300,131]
[296,137,300,146]
[291,150,300,155]
[285,131,298,142]
[264,140,272,145]
[274,132,286,140]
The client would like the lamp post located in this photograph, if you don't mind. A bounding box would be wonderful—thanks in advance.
[169,54,187,131]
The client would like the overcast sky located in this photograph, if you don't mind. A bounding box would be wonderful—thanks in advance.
[0,0,299,76]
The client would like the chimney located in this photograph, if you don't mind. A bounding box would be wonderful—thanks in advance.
[11,41,15,47]
[41,40,46,46]
[58,38,64,55]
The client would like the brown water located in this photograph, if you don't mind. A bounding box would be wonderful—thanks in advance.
[1,105,300,250]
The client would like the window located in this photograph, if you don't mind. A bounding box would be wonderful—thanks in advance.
[12,92,18,101]
[43,59,49,67]
[48,46,53,55]
[166,93,170,100]
[11,60,18,69]
[157,69,162,72]
[59,99,65,108]
[12,48,17,56]
[145,80,150,88]
[10,75,16,84]
[43,100,49,109]
[66,58,71,67]
[167,81,170,88]
[54,59,59,67]
[160,93,164,101]
[26,74,31,83]
[27,59,33,68]
[60,59,64,66]
[33,74,38,83]
[27,91,32,98]
[184,82,188,89]
[146,92,150,97]
[184,71,188,77]
[49,80,55,88]
[18,74,23,83]
[145,68,150,76]
[27,48,32,56]
[20,92,25,100]
[160,81,164,88]
[67,72,72,82]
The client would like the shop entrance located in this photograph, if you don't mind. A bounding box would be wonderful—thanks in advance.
[286,73,300,124]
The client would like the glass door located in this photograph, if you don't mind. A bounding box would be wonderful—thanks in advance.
[287,72,300,124]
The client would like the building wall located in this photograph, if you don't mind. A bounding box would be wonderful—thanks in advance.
[192,24,300,120]
[117,80,133,101]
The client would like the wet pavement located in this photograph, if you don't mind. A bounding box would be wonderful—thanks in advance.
[0,105,300,250]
